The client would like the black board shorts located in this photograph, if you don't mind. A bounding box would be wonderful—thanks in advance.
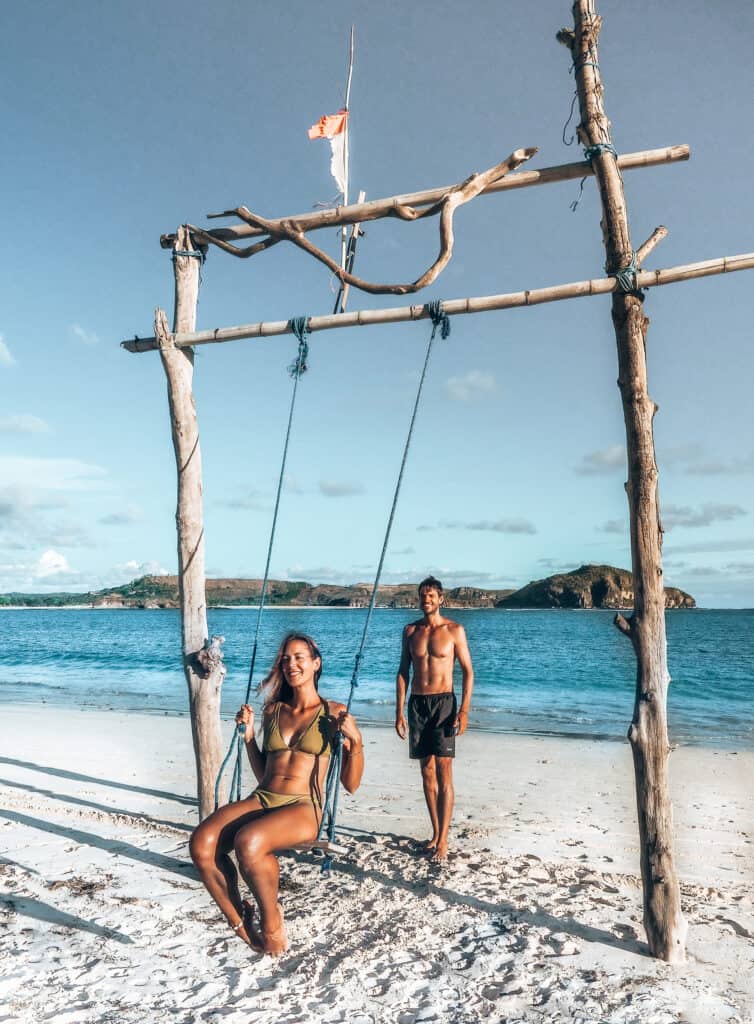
[408,693,457,760]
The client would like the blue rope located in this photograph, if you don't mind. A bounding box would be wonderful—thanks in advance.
[613,251,641,294]
[172,249,206,263]
[570,142,619,212]
[315,301,450,869]
[584,142,617,162]
[573,60,600,73]
[213,317,312,811]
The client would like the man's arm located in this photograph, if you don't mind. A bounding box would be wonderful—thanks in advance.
[453,625,474,736]
[395,626,411,739]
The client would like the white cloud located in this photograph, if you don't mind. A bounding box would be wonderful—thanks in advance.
[437,518,537,535]
[283,475,304,494]
[663,503,747,531]
[658,442,754,476]
[283,564,514,589]
[36,549,73,578]
[598,519,626,534]
[0,337,16,367]
[0,555,172,594]
[0,414,50,434]
[445,370,497,402]
[0,487,91,550]
[219,491,267,511]
[71,324,99,346]
[110,559,169,581]
[98,505,143,526]
[318,480,365,497]
[575,445,626,475]
[665,537,754,555]
[0,456,107,490]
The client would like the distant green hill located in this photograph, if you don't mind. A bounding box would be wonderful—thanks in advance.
[0,566,695,609]
[497,564,695,609]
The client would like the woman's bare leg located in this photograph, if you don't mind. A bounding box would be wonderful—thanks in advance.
[189,796,265,946]
[234,802,319,954]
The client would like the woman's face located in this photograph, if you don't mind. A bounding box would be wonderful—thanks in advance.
[280,639,321,689]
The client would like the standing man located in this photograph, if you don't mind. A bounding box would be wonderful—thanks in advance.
[395,575,474,862]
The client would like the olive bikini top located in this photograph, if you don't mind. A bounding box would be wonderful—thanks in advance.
[263,701,332,757]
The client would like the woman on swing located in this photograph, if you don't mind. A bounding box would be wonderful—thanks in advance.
[190,632,364,955]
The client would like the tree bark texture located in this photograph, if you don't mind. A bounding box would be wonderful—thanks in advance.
[562,0,687,962]
[157,226,226,821]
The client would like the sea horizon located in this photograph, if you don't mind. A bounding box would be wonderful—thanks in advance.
[3,606,751,751]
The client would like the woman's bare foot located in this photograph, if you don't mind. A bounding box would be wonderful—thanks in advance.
[241,899,265,953]
[259,903,289,956]
[228,906,260,950]
[417,837,438,856]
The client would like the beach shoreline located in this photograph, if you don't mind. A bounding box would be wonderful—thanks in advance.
[1,698,751,756]
[1,705,752,1023]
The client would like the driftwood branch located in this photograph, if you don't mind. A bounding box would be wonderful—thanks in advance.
[614,612,634,639]
[636,226,668,266]
[566,0,687,964]
[157,229,227,821]
[190,148,537,295]
[160,145,689,249]
[122,249,754,352]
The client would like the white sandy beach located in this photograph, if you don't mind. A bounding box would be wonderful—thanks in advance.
[0,705,752,1023]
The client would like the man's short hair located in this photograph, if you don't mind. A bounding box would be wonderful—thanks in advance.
[418,575,443,595]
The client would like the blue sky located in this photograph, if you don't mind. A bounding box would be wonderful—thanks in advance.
[1,0,753,607]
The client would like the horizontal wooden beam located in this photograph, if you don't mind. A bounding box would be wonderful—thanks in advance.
[159,144,690,249]
[122,249,753,353]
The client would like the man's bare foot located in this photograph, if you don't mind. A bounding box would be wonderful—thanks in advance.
[430,840,448,863]
[259,903,289,956]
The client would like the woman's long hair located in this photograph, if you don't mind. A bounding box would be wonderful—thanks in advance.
[259,632,323,706]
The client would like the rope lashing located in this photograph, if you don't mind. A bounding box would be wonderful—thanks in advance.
[613,251,642,295]
[172,249,207,263]
[315,301,451,873]
[583,141,617,162]
[171,248,207,289]
[288,317,310,378]
[425,299,451,340]
[213,317,313,811]
[570,142,619,212]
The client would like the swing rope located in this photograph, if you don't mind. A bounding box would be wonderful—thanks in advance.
[316,300,451,874]
[213,318,311,810]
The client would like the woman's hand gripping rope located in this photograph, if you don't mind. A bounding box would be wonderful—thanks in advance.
[236,704,255,742]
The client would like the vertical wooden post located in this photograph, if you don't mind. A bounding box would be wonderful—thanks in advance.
[156,226,226,821]
[559,2,687,962]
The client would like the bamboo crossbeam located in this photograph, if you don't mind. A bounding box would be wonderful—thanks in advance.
[122,250,753,353]
[159,145,690,249]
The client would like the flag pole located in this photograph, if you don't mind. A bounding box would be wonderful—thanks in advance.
[340,26,355,277]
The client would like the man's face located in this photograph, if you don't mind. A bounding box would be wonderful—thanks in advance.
[419,586,443,614]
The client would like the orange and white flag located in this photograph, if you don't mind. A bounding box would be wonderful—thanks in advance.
[307,110,348,195]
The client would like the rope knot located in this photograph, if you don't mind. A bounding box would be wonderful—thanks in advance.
[171,249,206,264]
[287,317,311,378]
[584,141,617,162]
[424,300,451,340]
[612,251,642,295]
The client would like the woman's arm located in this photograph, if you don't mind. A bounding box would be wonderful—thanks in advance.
[334,707,364,793]
[237,703,267,783]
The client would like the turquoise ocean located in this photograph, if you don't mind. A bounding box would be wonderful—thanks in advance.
[1,608,751,749]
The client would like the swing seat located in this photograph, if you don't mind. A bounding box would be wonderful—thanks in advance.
[292,838,348,857]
